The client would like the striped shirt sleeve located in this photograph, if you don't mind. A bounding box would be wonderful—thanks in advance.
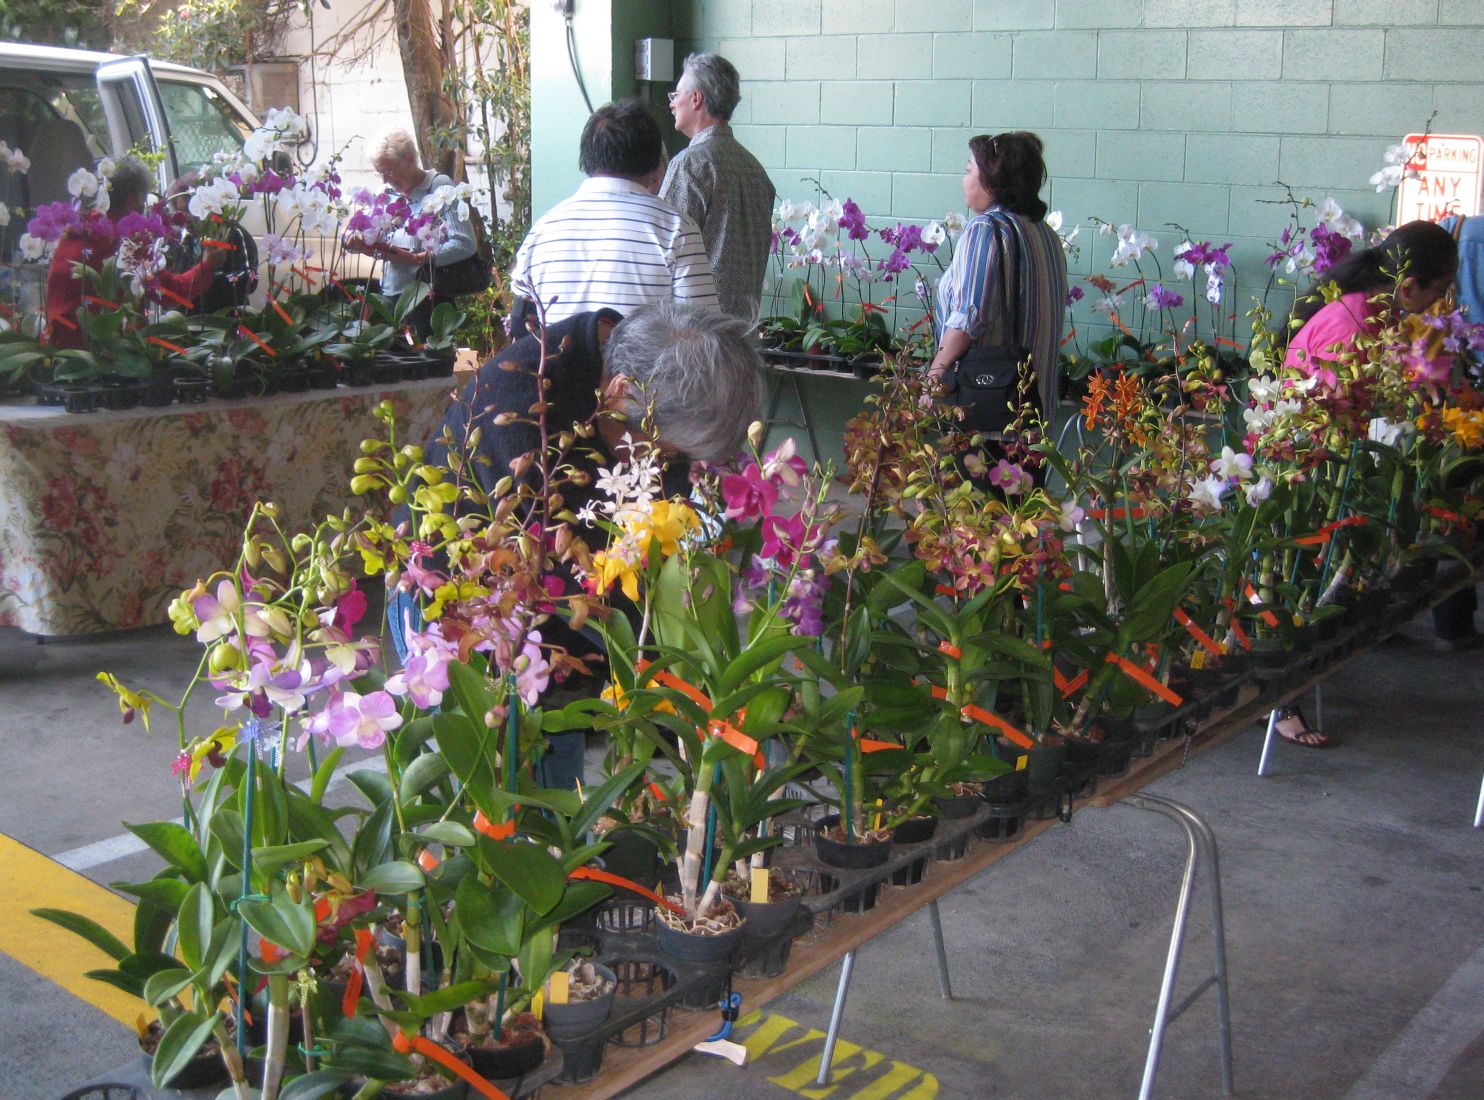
[669,213,719,309]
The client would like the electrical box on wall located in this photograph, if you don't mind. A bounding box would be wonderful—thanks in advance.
[635,37,674,83]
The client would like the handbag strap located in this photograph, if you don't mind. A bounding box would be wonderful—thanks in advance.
[983,213,1023,351]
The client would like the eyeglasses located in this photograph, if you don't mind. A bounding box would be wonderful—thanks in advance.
[667,87,693,104]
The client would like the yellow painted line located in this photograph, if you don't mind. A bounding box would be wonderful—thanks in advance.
[0,832,140,1027]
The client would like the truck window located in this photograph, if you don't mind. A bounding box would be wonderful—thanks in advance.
[156,80,251,170]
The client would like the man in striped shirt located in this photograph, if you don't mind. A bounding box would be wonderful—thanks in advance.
[662,53,776,323]
[511,100,718,329]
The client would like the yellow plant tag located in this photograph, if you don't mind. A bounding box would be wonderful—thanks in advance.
[1292,613,1305,627]
[1015,754,1028,771]
[751,867,770,904]
[532,988,545,1021]
[547,970,569,1006]
[1217,642,1227,655]
[1190,649,1207,670]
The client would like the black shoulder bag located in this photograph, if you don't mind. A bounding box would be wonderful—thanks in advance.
[416,177,494,299]
[947,217,1030,435]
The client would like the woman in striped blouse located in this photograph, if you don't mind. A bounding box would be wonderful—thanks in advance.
[927,132,1067,422]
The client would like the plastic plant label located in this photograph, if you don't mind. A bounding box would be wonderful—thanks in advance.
[1191,649,1207,669]
[751,867,770,904]
[1015,754,1028,771]
[547,971,569,1006]
[532,989,544,1021]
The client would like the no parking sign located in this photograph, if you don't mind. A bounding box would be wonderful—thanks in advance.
[1396,132,1484,221]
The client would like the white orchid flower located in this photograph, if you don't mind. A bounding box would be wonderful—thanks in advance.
[1173,241,1196,280]
[943,211,965,233]
[18,233,46,261]
[921,221,947,247]
[1205,269,1224,305]
[1247,375,1280,403]
[8,147,29,173]
[67,168,100,199]
[1244,477,1274,507]
[1187,475,1228,512]
[1210,445,1254,481]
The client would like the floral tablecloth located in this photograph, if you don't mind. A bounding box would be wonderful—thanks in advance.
[0,379,453,636]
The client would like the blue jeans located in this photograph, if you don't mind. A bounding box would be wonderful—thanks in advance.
[386,589,584,789]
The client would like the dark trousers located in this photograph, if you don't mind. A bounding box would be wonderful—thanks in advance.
[1433,585,1478,640]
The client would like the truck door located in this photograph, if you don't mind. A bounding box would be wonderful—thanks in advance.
[95,56,176,190]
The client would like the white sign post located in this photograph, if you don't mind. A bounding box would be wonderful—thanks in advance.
[1396,132,1484,222]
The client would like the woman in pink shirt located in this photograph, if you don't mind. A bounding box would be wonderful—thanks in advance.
[1284,220,1458,382]
[1275,220,1460,746]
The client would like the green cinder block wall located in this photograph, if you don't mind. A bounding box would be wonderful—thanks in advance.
[532,1,1484,464]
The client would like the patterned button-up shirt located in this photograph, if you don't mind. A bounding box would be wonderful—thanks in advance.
[660,122,776,323]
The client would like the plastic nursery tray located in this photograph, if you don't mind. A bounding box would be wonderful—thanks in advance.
[550,903,815,1084]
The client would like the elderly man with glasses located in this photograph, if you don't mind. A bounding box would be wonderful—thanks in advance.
[662,53,777,323]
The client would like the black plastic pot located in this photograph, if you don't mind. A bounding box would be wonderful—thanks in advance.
[653,914,744,966]
[543,961,617,1039]
[888,815,939,885]
[1022,742,1067,795]
[174,377,212,404]
[814,814,891,870]
[466,1035,545,1082]
[931,795,979,861]
[731,875,806,978]
[980,768,1028,804]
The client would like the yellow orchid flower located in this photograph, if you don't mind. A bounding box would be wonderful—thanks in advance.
[96,672,167,732]
[591,549,641,602]
[424,579,488,620]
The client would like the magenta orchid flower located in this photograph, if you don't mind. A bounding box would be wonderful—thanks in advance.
[722,464,780,520]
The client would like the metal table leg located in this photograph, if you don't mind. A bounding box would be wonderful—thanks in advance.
[1125,794,1234,1100]
[928,899,952,1000]
[1257,708,1279,777]
[815,949,857,1086]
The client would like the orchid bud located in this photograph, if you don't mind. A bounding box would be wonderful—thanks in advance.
[747,420,765,449]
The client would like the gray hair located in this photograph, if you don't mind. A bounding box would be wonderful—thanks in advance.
[681,53,741,121]
[109,157,156,209]
[370,128,420,168]
[605,303,763,463]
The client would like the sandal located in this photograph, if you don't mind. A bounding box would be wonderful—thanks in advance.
[1274,705,1328,748]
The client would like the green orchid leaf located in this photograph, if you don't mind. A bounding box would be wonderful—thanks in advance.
[528,880,610,933]
[358,860,426,895]
[175,883,214,972]
[345,768,394,809]
[239,893,317,959]
[453,874,522,957]
[415,821,476,848]
[150,1009,219,1089]
[351,800,395,876]
[29,908,130,962]
[392,977,502,1018]
[207,809,246,871]
[124,821,207,883]
[308,747,346,805]
[250,839,330,876]
[110,877,189,916]
[142,966,193,1009]
[398,752,451,803]
[280,1070,355,1100]
[568,760,650,843]
[481,840,567,916]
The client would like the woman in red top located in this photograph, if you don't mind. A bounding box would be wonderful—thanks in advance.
[45,158,224,349]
